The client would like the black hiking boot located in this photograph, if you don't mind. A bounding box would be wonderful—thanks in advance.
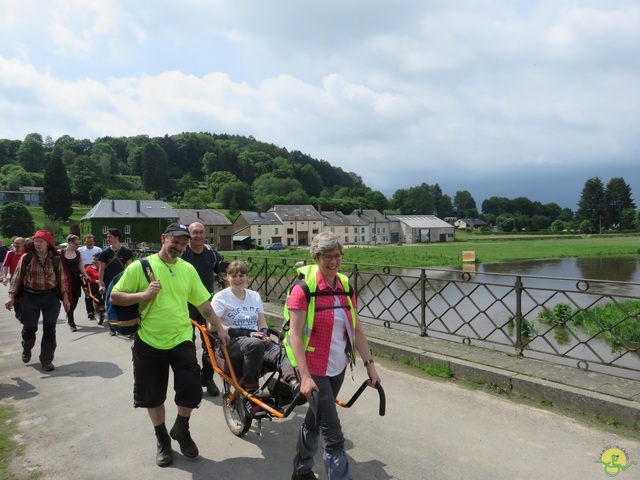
[154,424,173,467]
[170,415,198,458]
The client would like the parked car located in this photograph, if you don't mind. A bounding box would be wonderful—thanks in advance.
[266,242,285,250]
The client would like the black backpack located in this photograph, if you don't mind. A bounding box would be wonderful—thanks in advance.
[105,258,153,336]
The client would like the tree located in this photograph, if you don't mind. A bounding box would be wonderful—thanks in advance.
[0,202,35,237]
[453,190,477,218]
[141,142,169,197]
[180,188,210,209]
[217,181,254,211]
[576,177,605,231]
[252,174,308,210]
[298,164,323,197]
[604,177,636,229]
[42,155,73,220]
[16,133,45,172]
[208,171,239,199]
[67,155,107,204]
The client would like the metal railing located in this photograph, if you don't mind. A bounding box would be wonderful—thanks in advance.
[241,256,640,380]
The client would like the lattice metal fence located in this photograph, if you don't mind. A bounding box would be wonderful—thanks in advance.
[231,257,640,380]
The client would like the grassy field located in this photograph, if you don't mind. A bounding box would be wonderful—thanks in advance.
[230,234,640,268]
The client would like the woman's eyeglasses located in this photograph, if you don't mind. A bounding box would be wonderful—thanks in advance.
[321,254,343,262]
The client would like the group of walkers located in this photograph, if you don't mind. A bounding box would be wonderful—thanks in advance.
[4,225,381,480]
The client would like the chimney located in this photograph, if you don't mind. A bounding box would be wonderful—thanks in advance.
[258,211,262,218]
[196,211,200,219]
[111,199,115,212]
[136,200,140,213]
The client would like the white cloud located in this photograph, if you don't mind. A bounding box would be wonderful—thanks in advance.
[0,0,638,209]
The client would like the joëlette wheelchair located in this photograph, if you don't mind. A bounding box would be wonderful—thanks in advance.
[81,277,105,325]
[191,320,386,437]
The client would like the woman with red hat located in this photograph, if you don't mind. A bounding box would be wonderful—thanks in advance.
[5,230,71,372]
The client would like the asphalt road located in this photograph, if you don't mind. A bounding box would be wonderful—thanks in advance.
[1,288,639,479]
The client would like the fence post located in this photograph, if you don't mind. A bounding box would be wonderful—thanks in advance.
[420,268,427,337]
[263,257,269,299]
[514,275,524,355]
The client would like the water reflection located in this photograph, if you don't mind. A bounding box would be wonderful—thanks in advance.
[357,256,640,378]
[478,256,640,283]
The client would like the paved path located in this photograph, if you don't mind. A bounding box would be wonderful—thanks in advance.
[2,294,640,479]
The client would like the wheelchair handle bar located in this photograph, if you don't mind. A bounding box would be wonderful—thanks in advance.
[336,379,386,416]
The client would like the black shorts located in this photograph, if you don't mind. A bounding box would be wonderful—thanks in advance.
[132,337,202,409]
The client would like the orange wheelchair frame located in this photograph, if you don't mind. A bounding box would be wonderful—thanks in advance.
[191,320,386,437]
[81,277,105,325]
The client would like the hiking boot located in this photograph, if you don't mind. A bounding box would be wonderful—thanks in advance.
[169,415,198,458]
[292,470,318,479]
[204,379,220,397]
[21,340,32,363]
[42,362,55,372]
[155,425,173,467]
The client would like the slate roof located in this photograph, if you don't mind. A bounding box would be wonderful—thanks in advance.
[238,211,283,226]
[268,205,324,221]
[175,209,232,226]
[82,200,177,220]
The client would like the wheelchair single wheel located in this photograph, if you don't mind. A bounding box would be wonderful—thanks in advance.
[222,387,251,437]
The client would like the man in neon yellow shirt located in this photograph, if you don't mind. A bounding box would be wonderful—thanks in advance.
[111,223,229,468]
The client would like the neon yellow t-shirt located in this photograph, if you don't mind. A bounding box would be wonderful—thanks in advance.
[113,254,210,350]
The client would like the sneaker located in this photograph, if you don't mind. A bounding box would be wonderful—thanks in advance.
[88,312,95,320]
[69,323,78,332]
[244,397,262,417]
[204,379,220,397]
[42,362,55,372]
[292,470,318,479]
[21,351,31,363]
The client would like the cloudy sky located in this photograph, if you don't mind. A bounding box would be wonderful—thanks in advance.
[1,1,638,210]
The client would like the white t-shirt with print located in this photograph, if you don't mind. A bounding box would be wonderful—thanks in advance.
[212,288,264,331]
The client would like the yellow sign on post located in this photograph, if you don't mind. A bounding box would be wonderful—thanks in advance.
[462,251,476,263]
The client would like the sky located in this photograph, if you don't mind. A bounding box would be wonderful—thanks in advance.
[0,1,638,211]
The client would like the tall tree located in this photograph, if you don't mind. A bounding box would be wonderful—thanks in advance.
[43,156,73,220]
[453,190,478,218]
[16,133,45,172]
[576,177,605,231]
[604,177,636,229]
[141,142,169,197]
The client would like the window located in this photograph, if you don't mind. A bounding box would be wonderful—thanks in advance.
[258,227,262,235]
[345,237,349,243]
[124,225,131,234]
[275,228,279,234]
[312,228,319,234]
[102,225,109,234]
[287,228,294,234]
[345,227,349,233]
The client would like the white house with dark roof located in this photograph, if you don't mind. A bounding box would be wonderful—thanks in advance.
[389,215,455,243]
[174,209,233,250]
[233,211,284,249]
[268,205,325,247]
[348,208,391,244]
[321,211,370,245]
